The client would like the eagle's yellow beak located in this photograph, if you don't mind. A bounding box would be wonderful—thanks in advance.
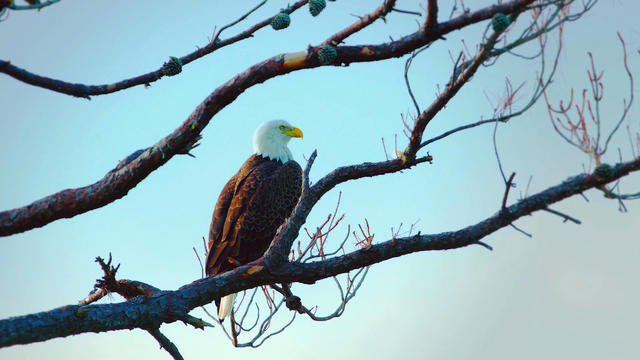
[284,126,303,139]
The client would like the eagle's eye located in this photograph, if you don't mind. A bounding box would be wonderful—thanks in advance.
[279,125,287,131]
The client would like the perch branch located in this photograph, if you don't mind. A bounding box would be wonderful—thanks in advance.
[2,157,638,348]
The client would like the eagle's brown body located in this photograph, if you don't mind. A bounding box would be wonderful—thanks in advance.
[205,154,302,287]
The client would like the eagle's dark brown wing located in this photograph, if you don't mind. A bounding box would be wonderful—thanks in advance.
[206,155,263,260]
[205,154,302,277]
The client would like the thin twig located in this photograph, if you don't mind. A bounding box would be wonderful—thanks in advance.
[542,207,582,224]
[420,118,505,148]
[493,120,508,184]
[392,8,422,16]
[147,328,184,360]
[404,44,433,115]
[501,172,517,209]
[475,241,494,251]
[216,1,267,40]
[322,0,397,46]
[510,223,532,238]
[78,288,108,305]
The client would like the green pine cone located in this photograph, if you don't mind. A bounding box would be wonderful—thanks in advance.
[271,12,291,30]
[309,0,326,17]
[491,13,511,32]
[317,45,337,65]
[162,56,183,76]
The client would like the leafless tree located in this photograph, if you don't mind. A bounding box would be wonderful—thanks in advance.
[1,0,638,359]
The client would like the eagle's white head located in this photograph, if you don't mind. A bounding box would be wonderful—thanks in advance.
[253,120,303,163]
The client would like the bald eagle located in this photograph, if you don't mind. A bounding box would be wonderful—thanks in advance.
[206,120,303,320]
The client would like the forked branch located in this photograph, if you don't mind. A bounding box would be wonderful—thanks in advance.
[0,0,536,238]
[2,156,638,348]
[0,0,305,98]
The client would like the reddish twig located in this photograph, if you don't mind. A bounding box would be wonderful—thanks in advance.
[544,32,634,167]
[354,218,375,248]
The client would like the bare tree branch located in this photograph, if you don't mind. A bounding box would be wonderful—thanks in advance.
[420,118,505,148]
[321,0,396,47]
[425,0,438,29]
[147,327,184,360]
[3,0,635,355]
[2,157,637,348]
[542,207,582,224]
[0,0,537,237]
[0,0,306,98]
[404,10,512,158]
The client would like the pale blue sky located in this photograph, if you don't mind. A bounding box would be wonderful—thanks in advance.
[1,1,639,359]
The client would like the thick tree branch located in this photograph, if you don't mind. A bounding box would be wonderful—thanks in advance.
[1,157,637,348]
[337,0,532,66]
[0,0,535,237]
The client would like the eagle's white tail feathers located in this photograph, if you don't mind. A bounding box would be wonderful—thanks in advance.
[218,293,236,320]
